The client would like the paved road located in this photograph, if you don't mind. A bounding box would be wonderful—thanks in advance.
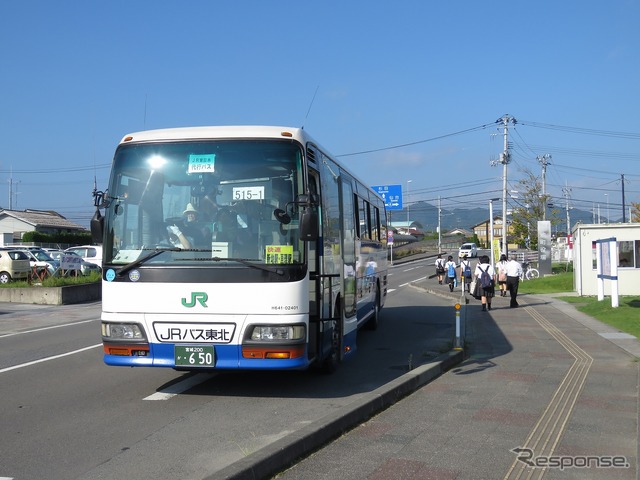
[0,258,460,480]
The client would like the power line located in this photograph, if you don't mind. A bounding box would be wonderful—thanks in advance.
[0,163,112,175]
[518,120,640,140]
[336,123,493,157]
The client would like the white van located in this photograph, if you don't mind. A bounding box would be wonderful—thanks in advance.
[458,243,478,258]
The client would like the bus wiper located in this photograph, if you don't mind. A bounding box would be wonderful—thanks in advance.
[211,257,285,276]
[117,247,182,277]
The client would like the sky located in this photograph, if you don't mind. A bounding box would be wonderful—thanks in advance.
[1,1,639,228]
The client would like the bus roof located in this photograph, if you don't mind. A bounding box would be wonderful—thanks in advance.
[119,125,312,145]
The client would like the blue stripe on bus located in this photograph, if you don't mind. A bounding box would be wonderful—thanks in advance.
[104,343,311,370]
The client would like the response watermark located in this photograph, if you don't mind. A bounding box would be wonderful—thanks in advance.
[511,447,631,470]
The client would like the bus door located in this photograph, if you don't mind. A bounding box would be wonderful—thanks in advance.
[316,155,343,361]
[339,178,357,320]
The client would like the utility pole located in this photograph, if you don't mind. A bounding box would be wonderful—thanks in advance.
[8,176,20,210]
[621,174,626,223]
[563,183,572,235]
[537,154,551,221]
[491,114,516,256]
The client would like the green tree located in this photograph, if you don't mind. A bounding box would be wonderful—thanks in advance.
[631,201,640,223]
[509,168,561,250]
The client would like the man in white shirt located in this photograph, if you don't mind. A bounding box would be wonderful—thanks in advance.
[505,256,523,308]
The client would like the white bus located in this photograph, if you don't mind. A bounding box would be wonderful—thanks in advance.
[92,126,388,372]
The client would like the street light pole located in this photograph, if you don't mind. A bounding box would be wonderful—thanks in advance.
[406,179,412,232]
[437,195,442,254]
[605,193,609,223]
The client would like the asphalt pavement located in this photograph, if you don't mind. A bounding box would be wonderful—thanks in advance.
[213,272,639,480]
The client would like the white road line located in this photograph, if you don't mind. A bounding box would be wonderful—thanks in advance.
[144,373,213,400]
[0,344,102,374]
[398,275,427,289]
[0,319,95,338]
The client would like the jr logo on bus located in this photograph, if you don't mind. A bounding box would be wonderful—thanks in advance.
[181,292,208,308]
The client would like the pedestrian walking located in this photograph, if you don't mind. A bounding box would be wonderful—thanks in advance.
[460,255,472,292]
[505,255,523,308]
[444,255,457,292]
[434,254,445,285]
[496,254,508,297]
[474,255,495,311]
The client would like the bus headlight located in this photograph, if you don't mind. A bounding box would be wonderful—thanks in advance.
[249,325,305,341]
[102,322,145,340]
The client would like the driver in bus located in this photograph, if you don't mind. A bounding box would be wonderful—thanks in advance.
[167,203,209,248]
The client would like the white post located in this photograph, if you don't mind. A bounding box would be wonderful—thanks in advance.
[610,240,619,308]
[453,303,462,350]
[489,199,495,267]
[596,241,604,301]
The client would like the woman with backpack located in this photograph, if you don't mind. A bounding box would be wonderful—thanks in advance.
[496,254,508,297]
[444,255,457,292]
[474,254,495,311]
[459,254,473,292]
[434,254,445,285]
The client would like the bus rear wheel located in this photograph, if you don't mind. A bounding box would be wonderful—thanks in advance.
[365,286,381,330]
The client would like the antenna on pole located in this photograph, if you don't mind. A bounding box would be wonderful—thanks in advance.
[144,93,148,128]
[301,85,319,129]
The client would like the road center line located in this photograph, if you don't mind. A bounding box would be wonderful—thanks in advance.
[0,319,96,338]
[0,344,102,374]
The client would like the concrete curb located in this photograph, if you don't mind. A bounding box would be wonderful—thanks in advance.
[206,350,464,480]
[0,283,101,305]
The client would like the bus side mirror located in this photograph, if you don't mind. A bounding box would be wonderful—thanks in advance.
[296,193,319,241]
[300,207,318,241]
[90,209,104,245]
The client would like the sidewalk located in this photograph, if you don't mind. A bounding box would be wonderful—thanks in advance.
[271,282,640,480]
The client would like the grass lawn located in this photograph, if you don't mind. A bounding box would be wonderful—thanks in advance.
[519,271,640,340]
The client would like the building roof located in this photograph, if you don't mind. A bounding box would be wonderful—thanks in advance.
[389,221,424,229]
[0,209,86,230]
[444,227,472,237]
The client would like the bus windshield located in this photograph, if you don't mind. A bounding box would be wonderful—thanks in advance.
[103,139,305,267]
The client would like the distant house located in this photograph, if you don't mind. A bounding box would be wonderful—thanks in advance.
[389,220,424,236]
[472,217,517,249]
[0,209,86,245]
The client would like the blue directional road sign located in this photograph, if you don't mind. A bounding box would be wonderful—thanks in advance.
[371,184,403,211]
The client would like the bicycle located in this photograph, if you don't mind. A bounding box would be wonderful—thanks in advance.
[520,261,540,281]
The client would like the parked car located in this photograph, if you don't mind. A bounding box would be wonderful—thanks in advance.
[458,242,478,258]
[47,250,101,275]
[20,248,60,275]
[64,245,102,267]
[0,250,32,283]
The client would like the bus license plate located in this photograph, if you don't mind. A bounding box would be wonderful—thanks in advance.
[175,345,215,367]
